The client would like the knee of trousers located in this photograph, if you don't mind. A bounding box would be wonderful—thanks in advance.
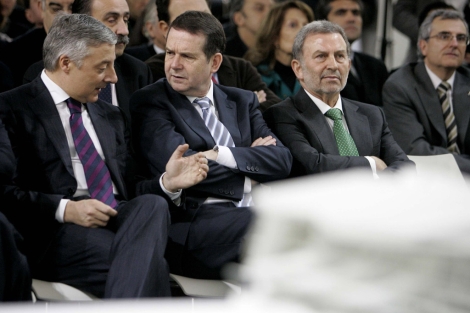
[131,194,171,227]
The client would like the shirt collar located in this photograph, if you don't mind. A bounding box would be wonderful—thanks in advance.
[186,81,215,105]
[40,70,71,105]
[424,63,456,90]
[303,88,344,115]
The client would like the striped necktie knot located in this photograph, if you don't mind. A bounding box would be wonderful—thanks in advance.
[194,97,211,115]
[66,98,82,115]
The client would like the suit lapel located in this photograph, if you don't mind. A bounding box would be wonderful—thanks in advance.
[414,63,447,142]
[165,82,216,148]
[293,89,339,154]
[87,102,126,197]
[28,78,74,177]
[213,85,241,146]
[342,99,372,155]
[452,71,470,148]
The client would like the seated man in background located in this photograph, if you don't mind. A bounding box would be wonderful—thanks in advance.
[146,0,281,111]
[316,0,389,106]
[0,119,31,302]
[383,9,470,174]
[131,11,292,279]
[0,13,208,298]
[23,0,153,123]
[264,20,413,177]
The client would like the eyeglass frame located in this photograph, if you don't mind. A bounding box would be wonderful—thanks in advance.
[425,31,470,45]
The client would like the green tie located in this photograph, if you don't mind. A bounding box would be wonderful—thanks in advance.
[324,108,359,156]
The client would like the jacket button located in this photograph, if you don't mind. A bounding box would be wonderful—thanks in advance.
[255,166,259,172]
[219,188,224,193]
[246,165,251,171]
[230,190,234,195]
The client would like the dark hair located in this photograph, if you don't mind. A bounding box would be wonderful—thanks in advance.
[155,0,211,24]
[72,0,94,14]
[418,2,455,27]
[315,0,363,20]
[245,0,314,67]
[169,10,225,59]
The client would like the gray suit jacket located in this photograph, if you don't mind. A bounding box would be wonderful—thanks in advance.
[264,88,413,177]
[382,62,470,173]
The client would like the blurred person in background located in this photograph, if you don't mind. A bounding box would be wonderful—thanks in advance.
[245,0,314,99]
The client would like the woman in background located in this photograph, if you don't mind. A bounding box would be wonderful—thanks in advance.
[244,0,314,99]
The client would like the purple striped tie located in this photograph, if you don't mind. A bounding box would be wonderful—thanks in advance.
[67,98,118,208]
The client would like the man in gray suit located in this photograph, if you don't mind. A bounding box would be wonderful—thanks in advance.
[383,9,470,174]
[264,20,412,177]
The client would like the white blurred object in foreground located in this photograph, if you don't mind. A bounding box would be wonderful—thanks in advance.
[242,167,470,313]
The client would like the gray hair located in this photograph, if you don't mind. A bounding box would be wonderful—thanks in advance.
[292,20,351,62]
[417,9,468,60]
[142,1,157,39]
[43,13,117,71]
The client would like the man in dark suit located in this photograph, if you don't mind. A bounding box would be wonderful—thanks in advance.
[125,1,165,62]
[316,0,389,106]
[264,20,412,177]
[131,11,292,279]
[2,0,72,87]
[23,0,153,123]
[383,9,470,174]
[0,13,208,298]
[0,119,32,302]
[146,0,281,112]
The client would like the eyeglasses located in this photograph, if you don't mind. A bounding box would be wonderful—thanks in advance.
[426,32,470,45]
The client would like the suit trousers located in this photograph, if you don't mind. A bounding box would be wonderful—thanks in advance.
[34,194,171,298]
[0,212,32,301]
[173,202,253,279]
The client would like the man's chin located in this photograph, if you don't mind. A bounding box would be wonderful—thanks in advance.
[115,44,126,57]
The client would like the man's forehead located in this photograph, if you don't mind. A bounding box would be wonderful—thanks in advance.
[431,17,467,33]
[305,33,347,48]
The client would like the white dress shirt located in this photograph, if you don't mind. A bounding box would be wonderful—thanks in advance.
[187,82,252,204]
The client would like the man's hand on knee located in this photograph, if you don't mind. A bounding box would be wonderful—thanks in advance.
[64,199,117,228]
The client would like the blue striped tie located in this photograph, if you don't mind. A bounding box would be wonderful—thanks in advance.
[194,97,235,148]
[194,97,252,207]
[67,98,117,208]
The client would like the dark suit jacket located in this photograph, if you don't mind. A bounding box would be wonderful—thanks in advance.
[145,53,281,111]
[341,51,389,106]
[0,119,14,185]
[3,27,46,87]
[264,88,413,177]
[125,44,156,62]
[383,62,470,173]
[130,79,292,246]
[22,53,153,123]
[0,76,162,263]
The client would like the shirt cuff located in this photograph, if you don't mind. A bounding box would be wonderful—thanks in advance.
[364,156,379,179]
[56,199,69,223]
[160,172,182,205]
[244,177,252,194]
[216,146,237,169]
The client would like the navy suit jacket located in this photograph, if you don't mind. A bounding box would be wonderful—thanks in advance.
[130,79,292,246]
[383,62,470,173]
[264,88,413,177]
[22,53,153,123]
[0,76,155,262]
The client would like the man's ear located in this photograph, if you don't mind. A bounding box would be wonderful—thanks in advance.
[291,59,303,81]
[158,20,169,41]
[210,53,223,73]
[58,55,73,73]
[233,11,244,27]
[418,39,428,58]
